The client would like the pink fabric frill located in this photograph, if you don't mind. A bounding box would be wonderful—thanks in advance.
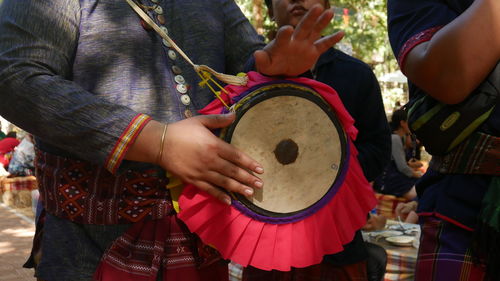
[178,72,377,271]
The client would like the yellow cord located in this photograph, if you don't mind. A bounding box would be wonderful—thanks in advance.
[197,70,231,110]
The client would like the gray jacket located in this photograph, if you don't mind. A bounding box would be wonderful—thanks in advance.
[0,0,264,171]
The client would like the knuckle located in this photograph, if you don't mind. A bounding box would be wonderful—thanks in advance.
[228,166,240,178]
[199,152,217,165]
[205,141,219,153]
[217,193,228,202]
[207,114,223,124]
[219,177,232,189]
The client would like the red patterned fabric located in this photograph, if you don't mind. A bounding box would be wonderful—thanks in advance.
[35,149,227,281]
[397,26,443,70]
[104,114,151,174]
[36,149,172,224]
[1,176,37,191]
[93,215,228,281]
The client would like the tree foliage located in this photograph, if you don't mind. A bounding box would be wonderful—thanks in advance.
[235,0,407,109]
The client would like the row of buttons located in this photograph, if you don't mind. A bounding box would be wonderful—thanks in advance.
[150,1,192,118]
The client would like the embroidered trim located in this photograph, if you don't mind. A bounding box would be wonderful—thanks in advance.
[397,26,444,70]
[105,114,152,174]
[36,149,173,224]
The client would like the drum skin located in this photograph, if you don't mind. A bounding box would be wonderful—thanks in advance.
[223,85,346,217]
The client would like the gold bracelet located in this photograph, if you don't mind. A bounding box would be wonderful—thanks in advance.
[157,123,168,165]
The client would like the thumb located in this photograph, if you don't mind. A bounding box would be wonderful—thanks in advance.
[196,113,236,129]
[254,50,272,75]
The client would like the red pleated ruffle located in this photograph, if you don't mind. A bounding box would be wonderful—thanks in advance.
[178,72,376,271]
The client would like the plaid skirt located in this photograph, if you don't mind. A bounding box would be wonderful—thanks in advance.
[416,216,489,281]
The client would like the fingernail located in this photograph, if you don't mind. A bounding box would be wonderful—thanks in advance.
[245,188,254,196]
[255,166,264,174]
[254,181,263,188]
[224,196,232,205]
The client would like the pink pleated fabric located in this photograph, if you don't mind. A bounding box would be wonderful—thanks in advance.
[178,72,377,271]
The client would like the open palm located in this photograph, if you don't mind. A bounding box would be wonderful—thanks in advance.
[255,5,344,77]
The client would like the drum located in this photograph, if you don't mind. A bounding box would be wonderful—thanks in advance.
[221,83,348,223]
[178,72,377,271]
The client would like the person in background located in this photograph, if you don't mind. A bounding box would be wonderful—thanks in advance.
[374,109,421,200]
[8,134,35,177]
[243,0,391,280]
[0,121,6,140]
[0,0,344,280]
[362,214,388,281]
[0,122,8,176]
[387,0,500,280]
[395,201,418,224]
[0,131,20,170]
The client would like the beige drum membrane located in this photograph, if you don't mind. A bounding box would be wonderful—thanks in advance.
[227,89,345,215]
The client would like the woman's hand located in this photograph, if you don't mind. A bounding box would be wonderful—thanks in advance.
[126,115,264,205]
[395,201,418,221]
[160,114,264,205]
[408,158,423,169]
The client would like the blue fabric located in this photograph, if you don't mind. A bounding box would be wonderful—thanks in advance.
[387,0,472,64]
[387,0,500,230]
[374,134,417,197]
[312,48,391,182]
[310,48,391,265]
[38,213,131,281]
[374,161,418,197]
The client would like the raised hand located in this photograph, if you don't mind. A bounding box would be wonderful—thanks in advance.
[255,4,344,77]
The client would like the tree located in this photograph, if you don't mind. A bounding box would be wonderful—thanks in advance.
[235,0,407,109]
[330,0,398,76]
[236,0,275,39]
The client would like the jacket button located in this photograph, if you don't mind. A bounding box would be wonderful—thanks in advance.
[180,94,191,106]
[174,75,185,84]
[176,84,187,94]
[154,5,163,15]
[168,50,177,60]
[171,65,182,75]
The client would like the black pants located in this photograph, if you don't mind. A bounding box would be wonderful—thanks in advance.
[366,242,387,281]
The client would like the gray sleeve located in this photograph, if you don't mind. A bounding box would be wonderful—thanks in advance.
[0,0,143,168]
[391,134,414,177]
[222,0,266,74]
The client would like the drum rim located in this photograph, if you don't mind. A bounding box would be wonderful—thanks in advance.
[220,81,350,224]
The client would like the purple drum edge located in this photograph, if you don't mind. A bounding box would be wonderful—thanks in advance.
[222,80,351,225]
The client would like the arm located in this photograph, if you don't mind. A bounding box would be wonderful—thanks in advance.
[0,0,263,204]
[125,115,264,205]
[391,135,416,178]
[0,0,145,172]
[396,0,500,104]
[126,1,266,203]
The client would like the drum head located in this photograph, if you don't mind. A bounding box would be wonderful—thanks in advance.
[223,84,347,218]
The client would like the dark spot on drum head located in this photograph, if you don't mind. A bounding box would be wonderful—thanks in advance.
[274,139,299,165]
